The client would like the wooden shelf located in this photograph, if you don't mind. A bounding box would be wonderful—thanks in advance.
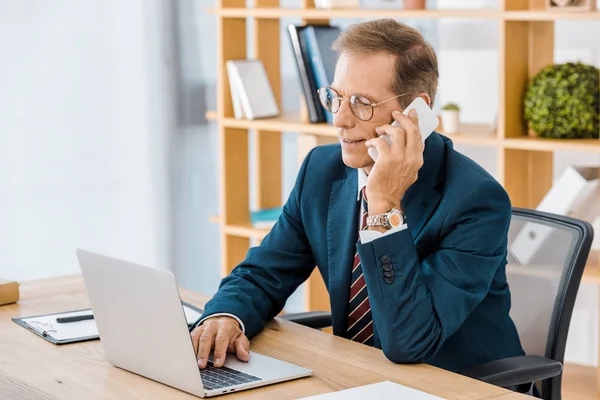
[224,222,270,240]
[206,111,498,146]
[208,7,501,20]
[207,7,600,21]
[503,136,600,153]
[505,10,600,21]
[206,111,600,151]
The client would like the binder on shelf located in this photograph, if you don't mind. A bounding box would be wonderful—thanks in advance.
[287,24,326,124]
[251,207,283,229]
[302,25,342,125]
[226,59,280,120]
[12,302,204,345]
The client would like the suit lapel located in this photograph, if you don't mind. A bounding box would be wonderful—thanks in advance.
[327,167,359,337]
[401,132,446,242]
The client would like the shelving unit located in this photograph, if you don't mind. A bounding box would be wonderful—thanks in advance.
[209,0,600,381]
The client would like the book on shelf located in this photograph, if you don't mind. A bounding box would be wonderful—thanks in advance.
[226,59,280,120]
[288,24,325,124]
[250,207,283,229]
[301,25,341,125]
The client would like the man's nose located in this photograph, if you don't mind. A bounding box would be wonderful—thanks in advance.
[332,100,355,130]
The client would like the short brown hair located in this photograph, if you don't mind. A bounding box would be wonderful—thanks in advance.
[331,19,439,108]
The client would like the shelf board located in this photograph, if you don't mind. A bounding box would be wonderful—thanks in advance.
[503,136,600,153]
[505,10,600,21]
[208,7,501,20]
[224,222,270,240]
[206,111,497,146]
[207,111,337,137]
[207,7,600,21]
[208,111,600,152]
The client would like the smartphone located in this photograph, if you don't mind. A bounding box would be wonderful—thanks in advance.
[368,96,439,162]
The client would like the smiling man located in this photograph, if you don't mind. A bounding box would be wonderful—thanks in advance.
[191,19,525,375]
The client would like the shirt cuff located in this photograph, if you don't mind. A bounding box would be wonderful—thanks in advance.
[359,224,408,244]
[193,313,246,334]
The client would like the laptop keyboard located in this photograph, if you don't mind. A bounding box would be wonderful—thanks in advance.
[200,361,262,390]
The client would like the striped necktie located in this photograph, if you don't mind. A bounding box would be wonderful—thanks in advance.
[346,186,374,346]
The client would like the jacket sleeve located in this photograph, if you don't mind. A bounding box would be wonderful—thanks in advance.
[356,178,512,363]
[198,148,317,338]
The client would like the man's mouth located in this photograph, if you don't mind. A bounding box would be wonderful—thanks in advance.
[341,138,365,144]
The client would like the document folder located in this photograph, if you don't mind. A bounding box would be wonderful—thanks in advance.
[12,301,203,345]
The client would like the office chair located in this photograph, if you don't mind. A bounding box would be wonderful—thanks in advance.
[281,207,594,399]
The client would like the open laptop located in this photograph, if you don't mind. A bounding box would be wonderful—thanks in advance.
[76,248,312,398]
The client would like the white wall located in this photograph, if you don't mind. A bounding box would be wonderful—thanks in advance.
[437,0,600,367]
[0,0,174,280]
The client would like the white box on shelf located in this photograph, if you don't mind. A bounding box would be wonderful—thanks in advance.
[510,166,600,264]
[314,0,359,9]
[225,59,279,120]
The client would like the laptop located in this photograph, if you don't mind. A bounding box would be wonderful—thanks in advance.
[76,248,312,398]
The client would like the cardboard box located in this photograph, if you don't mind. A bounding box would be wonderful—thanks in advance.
[0,280,20,306]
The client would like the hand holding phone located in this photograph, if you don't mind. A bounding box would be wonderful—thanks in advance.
[368,97,439,162]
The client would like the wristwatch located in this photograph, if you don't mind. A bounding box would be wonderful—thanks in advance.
[366,208,405,229]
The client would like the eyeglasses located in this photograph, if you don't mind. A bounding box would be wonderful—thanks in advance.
[317,86,408,122]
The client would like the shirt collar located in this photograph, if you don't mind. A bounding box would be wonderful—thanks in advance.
[357,168,368,201]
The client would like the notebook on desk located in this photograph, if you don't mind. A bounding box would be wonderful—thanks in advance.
[12,302,204,345]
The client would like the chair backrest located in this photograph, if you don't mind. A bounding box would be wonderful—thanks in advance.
[506,207,594,398]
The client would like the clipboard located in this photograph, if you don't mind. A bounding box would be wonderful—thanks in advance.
[12,301,204,345]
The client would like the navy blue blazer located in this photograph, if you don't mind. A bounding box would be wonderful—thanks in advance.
[201,131,525,373]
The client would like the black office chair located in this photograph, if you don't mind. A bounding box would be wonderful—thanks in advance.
[281,207,594,399]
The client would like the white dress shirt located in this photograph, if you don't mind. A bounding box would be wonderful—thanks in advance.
[195,168,407,334]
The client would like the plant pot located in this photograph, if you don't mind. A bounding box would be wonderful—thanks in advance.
[404,0,426,10]
[441,110,460,134]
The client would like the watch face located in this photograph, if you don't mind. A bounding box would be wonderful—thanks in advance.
[389,210,403,227]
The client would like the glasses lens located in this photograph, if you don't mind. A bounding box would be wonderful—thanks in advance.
[350,95,373,121]
[319,87,339,113]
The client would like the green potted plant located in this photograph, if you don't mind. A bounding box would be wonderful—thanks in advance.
[523,61,599,139]
[441,102,460,134]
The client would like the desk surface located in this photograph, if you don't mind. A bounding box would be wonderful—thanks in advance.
[0,275,528,400]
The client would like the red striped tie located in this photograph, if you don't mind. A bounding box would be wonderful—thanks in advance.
[346,186,374,346]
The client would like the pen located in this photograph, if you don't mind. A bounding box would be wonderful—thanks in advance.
[56,314,94,323]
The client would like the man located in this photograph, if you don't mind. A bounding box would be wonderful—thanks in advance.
[191,19,525,374]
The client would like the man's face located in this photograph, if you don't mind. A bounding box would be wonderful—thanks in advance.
[330,51,401,170]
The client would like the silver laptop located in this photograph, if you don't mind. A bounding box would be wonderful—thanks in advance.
[76,248,312,398]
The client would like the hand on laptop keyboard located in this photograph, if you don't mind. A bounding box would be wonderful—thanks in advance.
[191,316,250,369]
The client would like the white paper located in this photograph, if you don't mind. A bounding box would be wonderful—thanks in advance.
[183,305,202,325]
[296,381,446,400]
[21,304,203,342]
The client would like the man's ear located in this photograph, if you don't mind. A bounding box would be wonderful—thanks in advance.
[417,92,432,107]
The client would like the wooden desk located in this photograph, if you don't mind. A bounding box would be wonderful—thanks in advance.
[0,275,528,400]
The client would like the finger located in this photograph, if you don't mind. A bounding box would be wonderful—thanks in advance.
[234,335,251,362]
[197,325,216,369]
[405,109,423,151]
[392,110,420,141]
[365,136,392,160]
[191,325,204,355]
[213,329,230,368]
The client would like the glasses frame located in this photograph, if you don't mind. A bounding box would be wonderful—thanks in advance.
[317,86,409,122]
